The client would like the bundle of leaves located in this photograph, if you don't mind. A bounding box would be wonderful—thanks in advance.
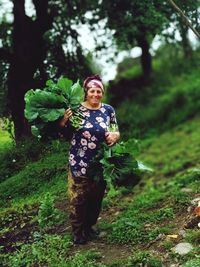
[24,77,84,139]
[87,139,152,188]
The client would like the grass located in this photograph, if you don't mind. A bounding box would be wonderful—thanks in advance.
[1,233,72,267]
[0,139,69,208]
[1,116,200,266]
[1,49,200,266]
[116,57,200,140]
[104,116,200,250]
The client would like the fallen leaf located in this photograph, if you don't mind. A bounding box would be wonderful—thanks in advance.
[194,206,200,216]
[167,234,178,239]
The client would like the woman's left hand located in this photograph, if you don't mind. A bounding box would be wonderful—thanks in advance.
[105,131,120,146]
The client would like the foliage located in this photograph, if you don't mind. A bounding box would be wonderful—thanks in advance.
[0,141,69,207]
[127,251,162,267]
[1,49,200,265]
[106,166,200,245]
[65,249,106,267]
[100,0,168,49]
[38,193,66,229]
[116,51,200,139]
[182,258,200,267]
[185,230,200,245]
[2,233,72,267]
[24,77,84,139]
[87,139,151,189]
[0,138,46,182]
[1,244,107,267]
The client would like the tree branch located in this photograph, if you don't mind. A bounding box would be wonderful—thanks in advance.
[0,48,13,62]
[168,0,200,39]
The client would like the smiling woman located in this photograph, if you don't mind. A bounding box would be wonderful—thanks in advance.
[59,74,120,244]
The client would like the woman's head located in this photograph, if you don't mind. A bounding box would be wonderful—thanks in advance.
[83,75,104,94]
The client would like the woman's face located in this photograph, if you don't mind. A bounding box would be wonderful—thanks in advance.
[86,87,103,106]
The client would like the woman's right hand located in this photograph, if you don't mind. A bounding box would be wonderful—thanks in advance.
[59,108,73,127]
[63,108,73,123]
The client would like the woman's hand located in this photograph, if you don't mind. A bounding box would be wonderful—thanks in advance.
[105,131,120,146]
[64,108,73,121]
[59,108,73,127]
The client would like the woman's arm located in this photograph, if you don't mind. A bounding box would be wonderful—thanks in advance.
[59,108,73,127]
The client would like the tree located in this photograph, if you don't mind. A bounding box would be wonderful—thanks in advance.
[166,0,200,58]
[0,0,94,141]
[98,0,168,78]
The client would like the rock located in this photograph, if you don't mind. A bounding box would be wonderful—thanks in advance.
[187,206,192,213]
[191,197,200,206]
[172,242,193,255]
[178,230,186,237]
[180,188,193,193]
[99,231,107,238]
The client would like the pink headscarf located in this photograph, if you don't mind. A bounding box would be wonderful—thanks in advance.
[83,75,104,93]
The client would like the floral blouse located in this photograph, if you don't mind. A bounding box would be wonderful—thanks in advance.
[69,103,118,178]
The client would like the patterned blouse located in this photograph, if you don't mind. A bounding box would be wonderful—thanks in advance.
[69,103,118,178]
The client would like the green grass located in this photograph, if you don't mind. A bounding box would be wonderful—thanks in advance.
[1,233,72,267]
[1,49,200,266]
[0,139,69,208]
[116,57,200,140]
[105,121,200,245]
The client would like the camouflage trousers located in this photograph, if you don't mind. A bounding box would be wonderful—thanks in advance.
[68,171,106,238]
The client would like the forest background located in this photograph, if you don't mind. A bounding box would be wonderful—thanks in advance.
[0,1,200,266]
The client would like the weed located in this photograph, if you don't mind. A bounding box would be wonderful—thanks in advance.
[185,230,200,245]
[38,193,66,229]
[162,240,174,251]
[66,249,105,267]
[127,251,162,267]
[2,233,72,267]
[182,258,200,267]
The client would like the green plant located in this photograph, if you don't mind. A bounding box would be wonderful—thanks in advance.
[127,251,162,267]
[185,230,200,245]
[66,249,105,267]
[24,77,84,138]
[182,258,200,267]
[38,193,65,229]
[87,140,151,189]
[162,240,174,251]
[0,137,46,182]
[0,141,69,207]
[4,234,72,267]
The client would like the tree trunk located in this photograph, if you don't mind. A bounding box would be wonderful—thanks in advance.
[137,35,152,78]
[7,0,52,141]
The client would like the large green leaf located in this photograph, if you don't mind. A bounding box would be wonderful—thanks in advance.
[57,77,73,96]
[39,108,65,122]
[24,76,84,139]
[69,80,84,109]
[24,105,39,121]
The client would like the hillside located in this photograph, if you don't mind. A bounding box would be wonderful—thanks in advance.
[1,49,200,266]
[0,112,200,266]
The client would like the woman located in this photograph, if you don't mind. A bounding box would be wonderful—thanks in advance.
[59,75,120,244]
